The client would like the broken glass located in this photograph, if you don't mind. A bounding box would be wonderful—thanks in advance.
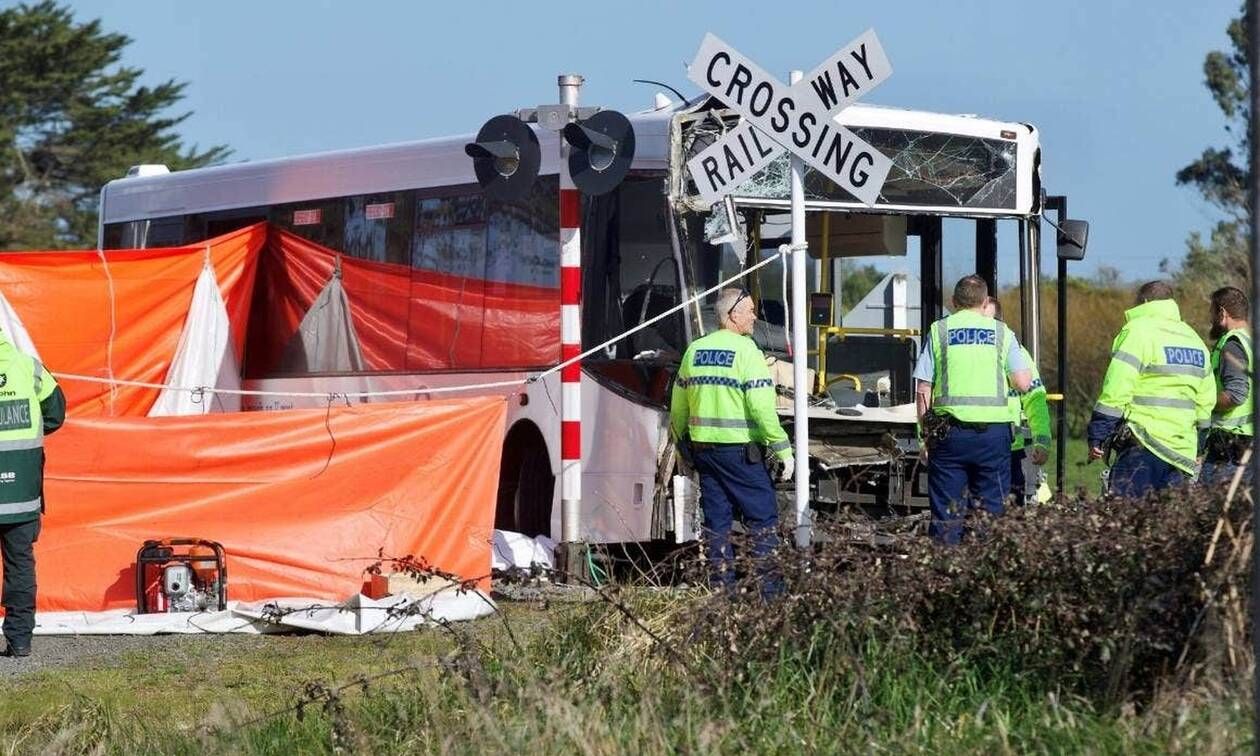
[717,127,1019,210]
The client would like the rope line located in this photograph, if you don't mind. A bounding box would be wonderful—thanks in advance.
[53,246,793,401]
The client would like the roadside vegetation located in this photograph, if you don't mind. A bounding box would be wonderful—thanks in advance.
[0,482,1249,754]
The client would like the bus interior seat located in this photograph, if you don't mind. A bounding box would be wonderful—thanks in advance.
[825,336,917,406]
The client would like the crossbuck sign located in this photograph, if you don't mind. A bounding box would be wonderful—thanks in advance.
[686,30,893,206]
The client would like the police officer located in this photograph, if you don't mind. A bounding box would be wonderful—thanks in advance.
[914,276,1033,544]
[1201,286,1253,485]
[982,296,1052,503]
[0,332,65,657]
[670,287,791,593]
[1087,281,1215,497]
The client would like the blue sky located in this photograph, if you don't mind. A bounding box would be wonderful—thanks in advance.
[66,0,1238,281]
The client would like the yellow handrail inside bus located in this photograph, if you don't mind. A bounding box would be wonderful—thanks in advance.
[820,326,921,340]
[827,373,862,392]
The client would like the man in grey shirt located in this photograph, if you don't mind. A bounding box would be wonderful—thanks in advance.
[1202,286,1253,485]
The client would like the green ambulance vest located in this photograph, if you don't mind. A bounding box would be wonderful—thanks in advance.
[669,329,792,461]
[0,347,55,524]
[929,310,1017,424]
[1093,299,1216,474]
[1210,328,1253,437]
[1007,346,1052,452]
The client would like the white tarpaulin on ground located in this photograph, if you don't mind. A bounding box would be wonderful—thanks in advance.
[149,261,241,415]
[25,591,496,636]
[0,289,41,360]
[491,529,556,571]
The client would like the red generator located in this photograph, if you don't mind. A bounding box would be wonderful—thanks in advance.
[135,538,228,613]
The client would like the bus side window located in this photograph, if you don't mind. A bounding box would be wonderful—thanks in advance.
[582,175,683,361]
[483,176,560,369]
[271,199,345,249]
[618,178,683,357]
[344,192,413,265]
[410,192,488,370]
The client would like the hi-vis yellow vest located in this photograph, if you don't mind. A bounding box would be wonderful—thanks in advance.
[930,310,1018,423]
[1211,328,1252,437]
[1093,299,1215,473]
[1007,346,1051,451]
[670,329,791,460]
[0,344,57,524]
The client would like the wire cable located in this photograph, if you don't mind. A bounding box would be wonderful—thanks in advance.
[54,246,794,401]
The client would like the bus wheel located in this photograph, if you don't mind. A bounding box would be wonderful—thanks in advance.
[496,425,554,538]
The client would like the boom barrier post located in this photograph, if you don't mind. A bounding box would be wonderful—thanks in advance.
[557,73,589,581]
[467,75,634,582]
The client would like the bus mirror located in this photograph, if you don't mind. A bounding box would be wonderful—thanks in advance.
[562,110,635,196]
[1056,219,1089,261]
[465,115,540,202]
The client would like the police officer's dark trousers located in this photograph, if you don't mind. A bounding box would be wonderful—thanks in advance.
[0,518,39,650]
[1200,432,1253,487]
[1009,448,1027,502]
[928,422,1011,544]
[692,444,781,596]
[1108,444,1184,498]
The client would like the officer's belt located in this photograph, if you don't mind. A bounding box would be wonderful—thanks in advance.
[935,412,1000,431]
[689,441,748,451]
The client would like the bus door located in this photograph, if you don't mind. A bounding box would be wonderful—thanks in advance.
[581,174,687,407]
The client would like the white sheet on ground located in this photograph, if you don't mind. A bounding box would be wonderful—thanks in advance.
[0,289,41,360]
[491,529,556,571]
[150,260,241,415]
[27,591,495,636]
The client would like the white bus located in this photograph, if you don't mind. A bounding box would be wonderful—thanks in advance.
[98,94,1084,544]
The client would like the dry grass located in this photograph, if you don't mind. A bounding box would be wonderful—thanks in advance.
[0,482,1252,753]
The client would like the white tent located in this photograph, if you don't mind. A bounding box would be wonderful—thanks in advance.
[150,261,241,416]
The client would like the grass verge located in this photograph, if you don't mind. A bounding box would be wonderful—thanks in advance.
[0,596,1248,754]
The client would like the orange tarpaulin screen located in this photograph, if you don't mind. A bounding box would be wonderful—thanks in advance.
[37,397,505,612]
[247,228,410,375]
[247,228,558,376]
[0,224,263,417]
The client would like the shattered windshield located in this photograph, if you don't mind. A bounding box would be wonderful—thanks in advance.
[720,127,1019,210]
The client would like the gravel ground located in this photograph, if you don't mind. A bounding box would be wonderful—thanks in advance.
[0,634,275,679]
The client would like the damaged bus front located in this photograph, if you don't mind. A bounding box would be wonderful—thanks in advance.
[663,97,1050,522]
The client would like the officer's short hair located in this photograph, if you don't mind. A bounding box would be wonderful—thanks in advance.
[952,275,989,308]
[716,287,748,327]
[1136,280,1174,304]
[1211,286,1249,320]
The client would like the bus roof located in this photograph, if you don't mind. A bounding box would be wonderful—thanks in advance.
[100,100,1037,224]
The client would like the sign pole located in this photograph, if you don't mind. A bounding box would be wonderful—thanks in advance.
[1247,0,1258,746]
[788,69,812,548]
[558,74,584,556]
[685,32,893,550]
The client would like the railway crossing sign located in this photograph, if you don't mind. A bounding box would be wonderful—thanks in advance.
[686,30,893,206]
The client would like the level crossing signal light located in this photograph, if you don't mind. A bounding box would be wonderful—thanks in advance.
[465,109,635,199]
[561,110,635,196]
[464,115,541,202]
